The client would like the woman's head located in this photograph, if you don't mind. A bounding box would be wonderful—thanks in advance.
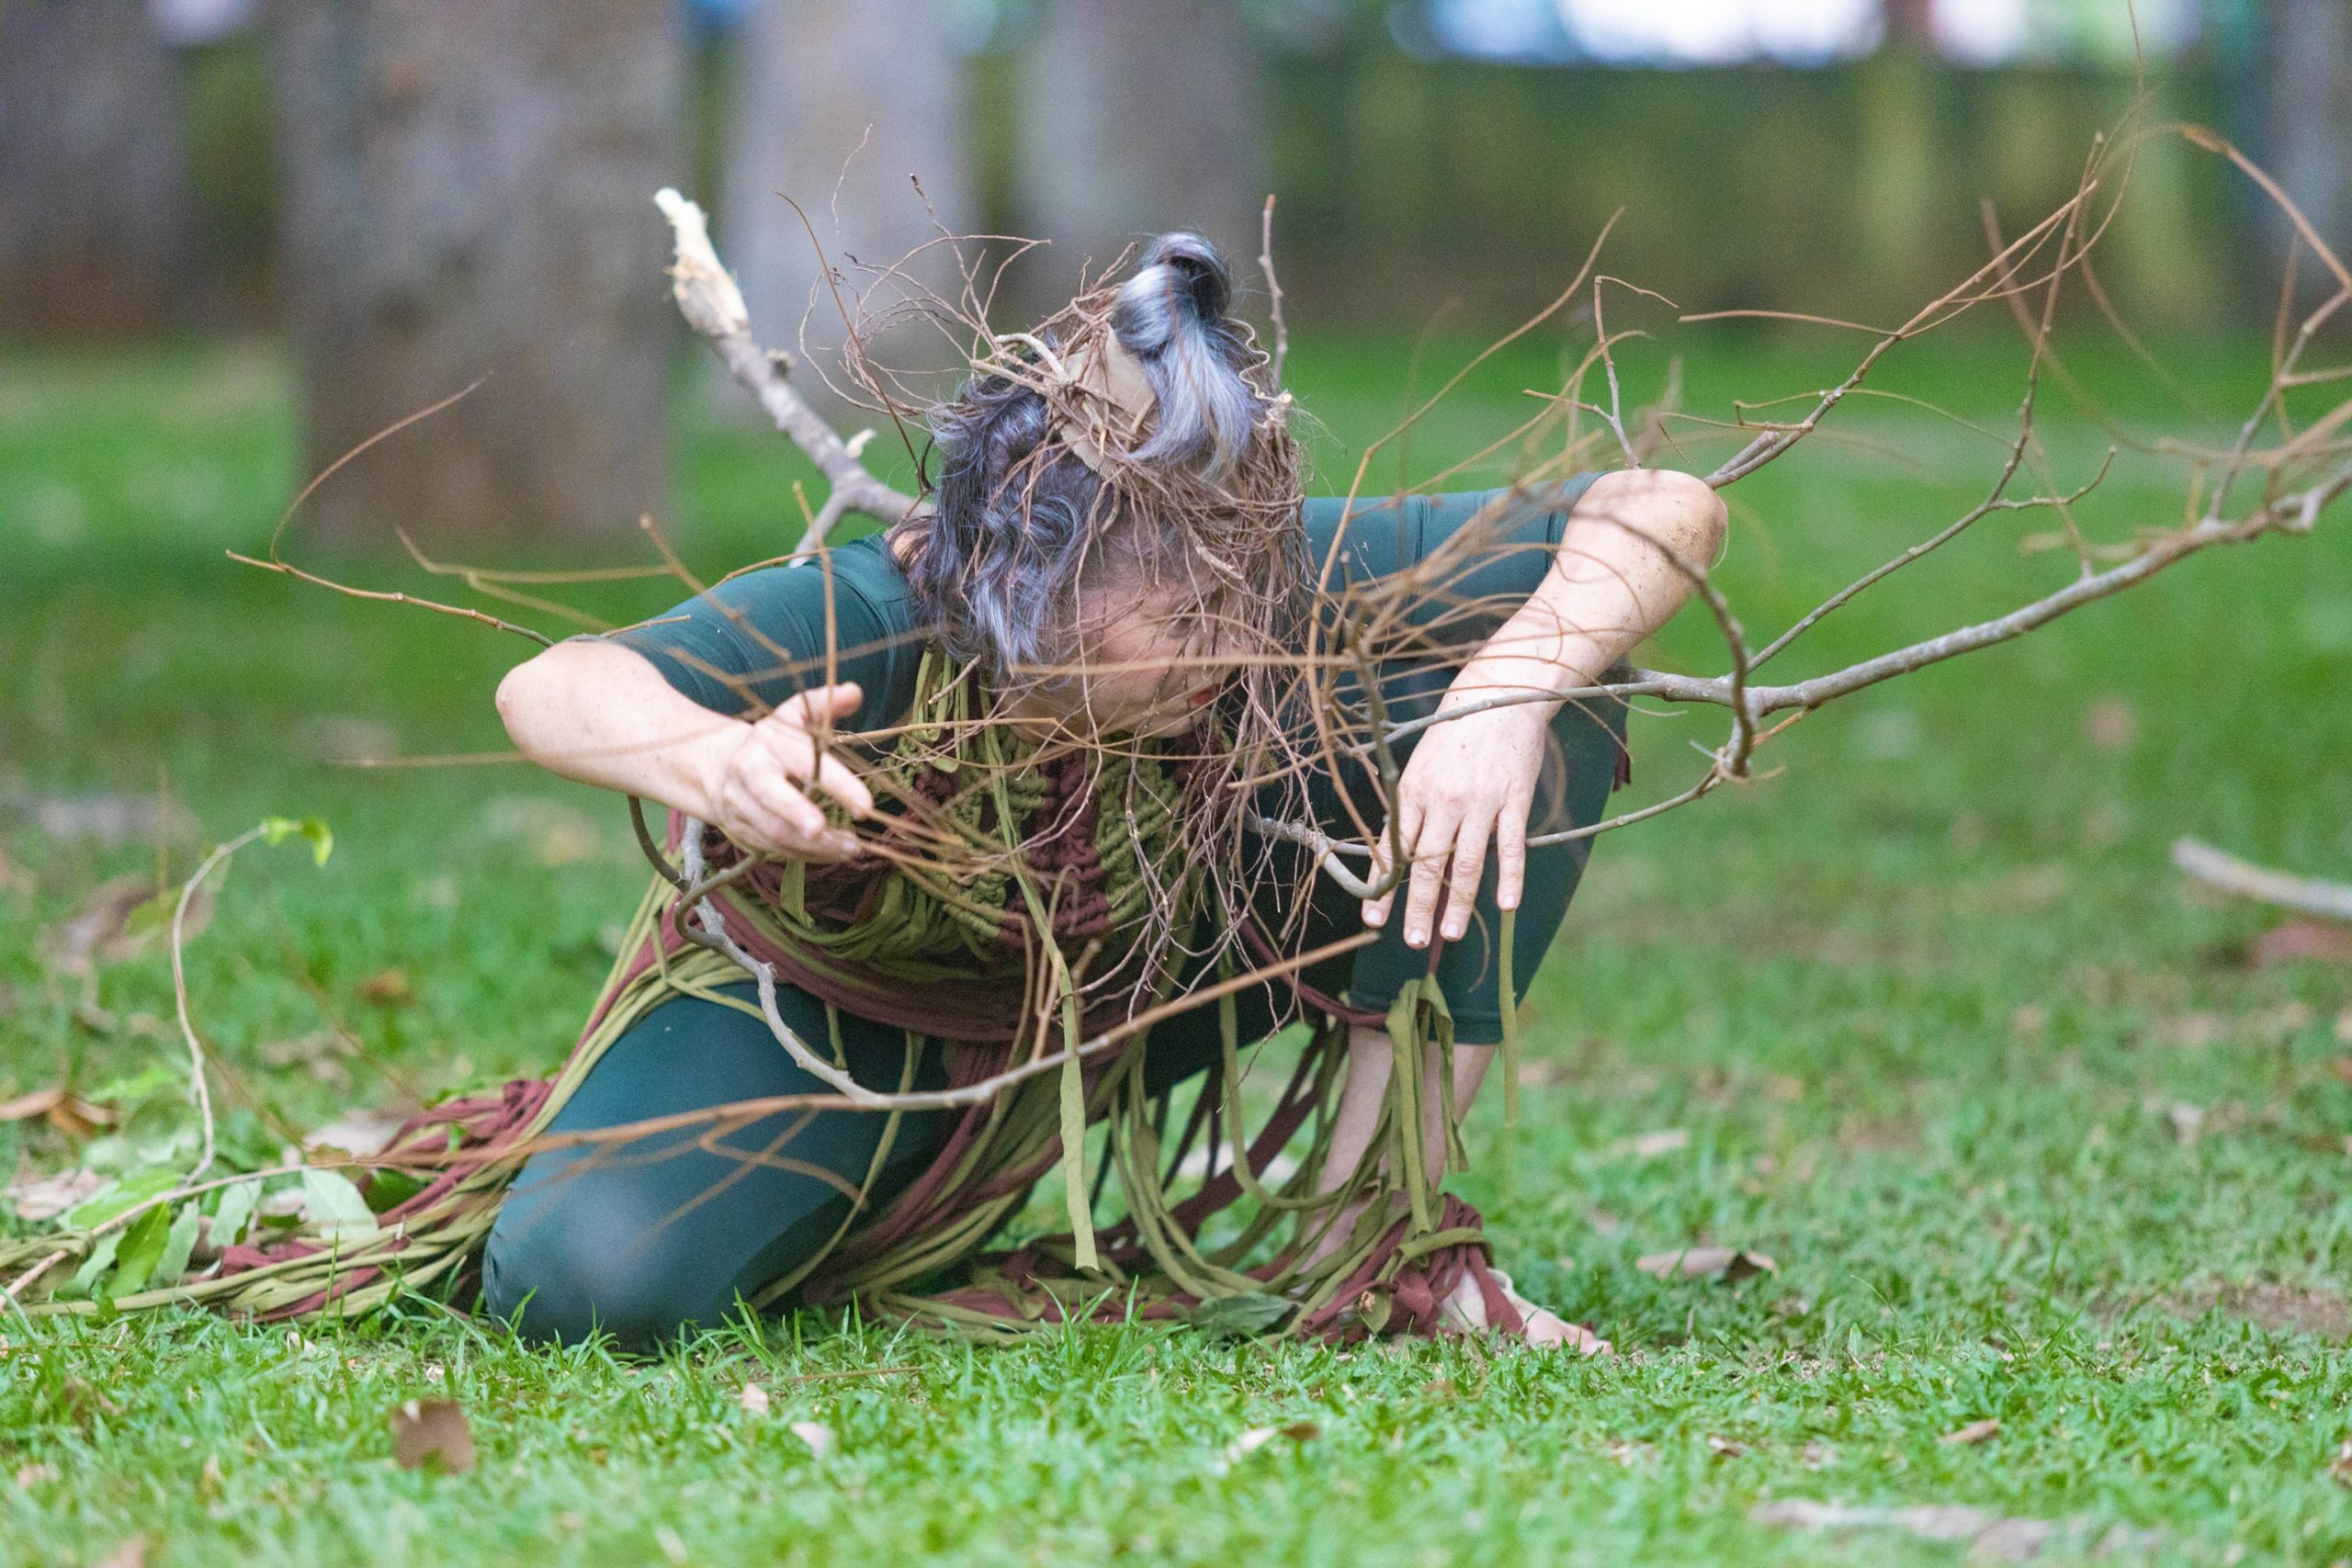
[898,232,1305,735]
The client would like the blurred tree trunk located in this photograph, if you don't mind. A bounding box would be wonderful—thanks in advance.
[720,0,971,392]
[1013,0,1264,311]
[0,0,196,339]
[2256,0,2352,295]
[268,1,684,547]
[1851,0,1943,318]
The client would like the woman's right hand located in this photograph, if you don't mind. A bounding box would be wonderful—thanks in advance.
[692,682,876,863]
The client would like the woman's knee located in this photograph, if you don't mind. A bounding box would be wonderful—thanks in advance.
[480,1175,715,1349]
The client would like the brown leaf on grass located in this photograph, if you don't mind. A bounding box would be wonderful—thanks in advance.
[40,874,211,976]
[480,797,607,867]
[1609,1128,1690,1160]
[389,1398,474,1474]
[1219,1421,1319,1468]
[53,1377,120,1423]
[1705,1435,1747,1458]
[7,1168,107,1222]
[740,1382,770,1416]
[14,1462,56,1487]
[2085,698,2136,750]
[1939,1418,2001,1446]
[2336,1007,2352,1046]
[2330,1438,2352,1487]
[303,1107,415,1160]
[89,1536,145,1568]
[2249,919,2352,968]
[356,967,416,1007]
[0,1086,119,1139]
[1752,1499,2163,1563]
[788,1421,832,1456]
[1637,1247,1777,1282]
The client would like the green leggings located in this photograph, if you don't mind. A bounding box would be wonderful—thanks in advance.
[480,690,1625,1347]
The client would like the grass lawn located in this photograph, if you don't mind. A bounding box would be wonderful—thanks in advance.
[1,320,2348,1566]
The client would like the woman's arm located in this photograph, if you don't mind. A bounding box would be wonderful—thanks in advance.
[495,638,872,863]
[1362,468,1728,943]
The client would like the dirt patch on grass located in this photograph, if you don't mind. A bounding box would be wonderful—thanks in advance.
[2119,1282,2349,1338]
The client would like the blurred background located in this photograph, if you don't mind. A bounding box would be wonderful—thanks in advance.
[2,1,2346,1107]
[2,6,2348,1388]
[1,0,2343,545]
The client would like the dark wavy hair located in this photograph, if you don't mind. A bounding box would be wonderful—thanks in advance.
[897,232,1292,687]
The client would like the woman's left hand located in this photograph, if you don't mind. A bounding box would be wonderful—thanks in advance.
[1361,697,1554,948]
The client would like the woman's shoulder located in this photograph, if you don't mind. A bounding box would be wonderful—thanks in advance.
[1301,474,1603,578]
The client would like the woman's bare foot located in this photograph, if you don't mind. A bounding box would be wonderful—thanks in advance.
[1440,1268,1611,1354]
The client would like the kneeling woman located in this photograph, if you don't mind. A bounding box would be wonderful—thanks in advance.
[489,234,1724,1350]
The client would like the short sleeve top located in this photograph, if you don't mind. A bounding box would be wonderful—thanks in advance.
[607,479,1601,728]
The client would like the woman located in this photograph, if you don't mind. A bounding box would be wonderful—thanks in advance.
[487,233,1724,1350]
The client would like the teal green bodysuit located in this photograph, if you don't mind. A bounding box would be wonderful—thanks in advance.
[480,482,1628,1346]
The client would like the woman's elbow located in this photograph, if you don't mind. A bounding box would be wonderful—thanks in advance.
[494,647,564,755]
[1587,468,1725,566]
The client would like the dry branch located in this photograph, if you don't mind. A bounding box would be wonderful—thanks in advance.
[2173,839,2352,923]
[655,187,920,558]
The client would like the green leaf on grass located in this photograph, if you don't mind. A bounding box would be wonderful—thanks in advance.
[208,1180,257,1251]
[154,1202,202,1286]
[85,1064,184,1108]
[258,816,334,867]
[63,1168,180,1230]
[68,1232,121,1300]
[108,1202,175,1298]
[300,1168,379,1245]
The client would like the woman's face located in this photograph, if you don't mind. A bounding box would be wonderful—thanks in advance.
[1005,581,1230,739]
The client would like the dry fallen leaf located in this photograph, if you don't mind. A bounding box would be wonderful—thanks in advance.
[740,1382,770,1416]
[303,1107,414,1160]
[40,874,210,976]
[2250,919,2352,969]
[0,1086,119,1142]
[1940,1417,2002,1446]
[788,1420,832,1456]
[1705,1435,1747,1458]
[90,1536,146,1568]
[389,1398,474,1474]
[1636,1247,1777,1282]
[2331,1438,2352,1487]
[2085,698,2136,750]
[1219,1421,1319,1469]
[5,1167,104,1224]
[14,1461,55,1488]
[1621,1128,1690,1160]
[356,967,416,1007]
[54,1377,120,1423]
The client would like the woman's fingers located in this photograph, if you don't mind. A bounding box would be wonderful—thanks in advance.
[1495,795,1529,913]
[1440,813,1492,942]
[1401,807,1458,948]
[1360,795,1423,930]
[773,681,863,730]
[752,690,875,818]
[804,749,875,818]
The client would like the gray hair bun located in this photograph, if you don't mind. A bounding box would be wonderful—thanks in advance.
[1110,232,1261,481]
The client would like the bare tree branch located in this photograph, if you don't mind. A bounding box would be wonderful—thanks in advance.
[655,188,920,558]
[2173,838,2352,922]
